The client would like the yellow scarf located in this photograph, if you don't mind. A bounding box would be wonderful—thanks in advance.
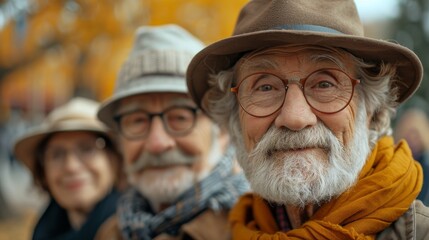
[230,136,422,240]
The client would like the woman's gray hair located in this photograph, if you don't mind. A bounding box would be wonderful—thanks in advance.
[202,46,399,148]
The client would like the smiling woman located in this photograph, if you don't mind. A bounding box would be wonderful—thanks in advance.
[12,97,124,240]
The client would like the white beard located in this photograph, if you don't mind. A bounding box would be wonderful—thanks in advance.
[127,128,223,211]
[235,106,370,207]
[129,166,195,210]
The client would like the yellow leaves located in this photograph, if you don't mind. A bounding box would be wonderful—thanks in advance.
[0,0,249,113]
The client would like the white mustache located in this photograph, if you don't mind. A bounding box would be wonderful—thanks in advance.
[252,123,335,159]
[125,149,196,174]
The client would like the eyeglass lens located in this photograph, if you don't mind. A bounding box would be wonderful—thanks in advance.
[43,138,105,167]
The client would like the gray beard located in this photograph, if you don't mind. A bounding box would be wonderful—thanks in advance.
[127,130,223,211]
[235,107,370,207]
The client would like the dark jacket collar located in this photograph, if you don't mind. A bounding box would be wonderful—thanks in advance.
[33,189,120,240]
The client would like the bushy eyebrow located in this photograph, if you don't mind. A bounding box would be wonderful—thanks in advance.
[310,53,346,70]
[236,59,280,80]
[238,52,346,76]
[239,59,279,72]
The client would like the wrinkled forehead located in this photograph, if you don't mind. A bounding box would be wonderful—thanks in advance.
[115,92,196,115]
[235,44,354,77]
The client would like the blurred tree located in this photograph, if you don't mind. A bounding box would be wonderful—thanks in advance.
[0,0,249,119]
[391,0,429,101]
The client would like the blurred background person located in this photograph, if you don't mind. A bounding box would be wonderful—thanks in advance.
[13,97,124,240]
[394,96,429,205]
[95,24,249,240]
[0,2,248,239]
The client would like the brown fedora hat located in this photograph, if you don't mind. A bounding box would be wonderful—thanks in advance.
[187,0,423,109]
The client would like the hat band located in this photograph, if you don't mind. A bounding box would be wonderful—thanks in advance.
[272,24,343,34]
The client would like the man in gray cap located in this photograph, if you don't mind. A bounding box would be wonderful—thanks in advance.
[95,24,249,240]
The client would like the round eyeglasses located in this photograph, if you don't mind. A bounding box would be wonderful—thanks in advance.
[231,68,360,117]
[114,106,199,140]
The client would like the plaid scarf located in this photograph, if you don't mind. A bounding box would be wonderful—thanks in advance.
[117,146,249,239]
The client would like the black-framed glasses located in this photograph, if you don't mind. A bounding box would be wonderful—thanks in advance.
[43,137,106,168]
[231,68,360,117]
[114,106,199,140]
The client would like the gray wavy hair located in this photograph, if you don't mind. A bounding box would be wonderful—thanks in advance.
[202,45,399,149]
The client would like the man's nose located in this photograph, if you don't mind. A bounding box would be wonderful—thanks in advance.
[144,116,176,154]
[274,84,317,131]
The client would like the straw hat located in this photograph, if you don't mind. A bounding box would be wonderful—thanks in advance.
[186,0,423,109]
[14,97,111,175]
[97,24,205,129]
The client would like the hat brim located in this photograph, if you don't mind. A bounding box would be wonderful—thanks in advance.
[98,75,188,129]
[187,30,423,110]
[14,123,110,176]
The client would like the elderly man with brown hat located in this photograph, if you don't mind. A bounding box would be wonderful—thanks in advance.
[95,24,249,240]
[186,0,429,239]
